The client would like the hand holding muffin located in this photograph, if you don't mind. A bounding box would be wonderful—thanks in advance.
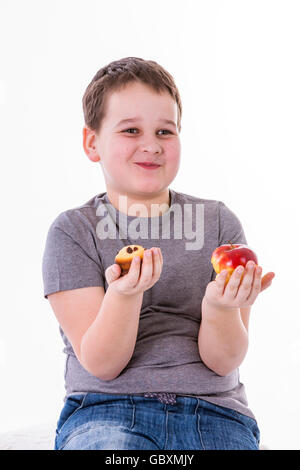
[105,245,163,297]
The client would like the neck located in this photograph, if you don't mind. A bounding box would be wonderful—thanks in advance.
[105,188,171,217]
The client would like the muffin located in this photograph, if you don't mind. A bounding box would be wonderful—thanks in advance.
[115,245,145,275]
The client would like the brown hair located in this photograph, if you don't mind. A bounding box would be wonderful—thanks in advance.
[82,57,182,135]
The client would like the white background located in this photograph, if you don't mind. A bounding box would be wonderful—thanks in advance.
[0,0,299,450]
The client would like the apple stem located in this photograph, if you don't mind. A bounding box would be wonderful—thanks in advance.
[226,239,235,250]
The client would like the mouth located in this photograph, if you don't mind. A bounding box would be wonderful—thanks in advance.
[134,162,161,170]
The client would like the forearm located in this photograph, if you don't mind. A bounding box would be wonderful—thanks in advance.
[198,297,248,376]
[80,285,143,380]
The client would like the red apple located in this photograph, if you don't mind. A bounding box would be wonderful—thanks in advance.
[211,242,258,284]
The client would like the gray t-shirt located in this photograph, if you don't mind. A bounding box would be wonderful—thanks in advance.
[42,187,256,420]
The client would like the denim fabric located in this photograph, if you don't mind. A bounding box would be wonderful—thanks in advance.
[54,393,260,450]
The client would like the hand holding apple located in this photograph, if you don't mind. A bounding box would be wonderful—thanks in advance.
[211,243,258,285]
[203,242,276,310]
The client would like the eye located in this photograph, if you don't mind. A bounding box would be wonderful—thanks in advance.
[123,128,138,134]
[158,129,172,135]
[122,128,172,135]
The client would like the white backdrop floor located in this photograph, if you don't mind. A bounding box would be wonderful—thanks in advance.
[0,421,56,450]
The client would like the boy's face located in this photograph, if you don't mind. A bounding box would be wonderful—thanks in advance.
[83,81,181,205]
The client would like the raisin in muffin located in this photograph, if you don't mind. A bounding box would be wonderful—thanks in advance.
[115,245,145,275]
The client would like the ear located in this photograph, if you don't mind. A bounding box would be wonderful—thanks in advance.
[82,126,100,162]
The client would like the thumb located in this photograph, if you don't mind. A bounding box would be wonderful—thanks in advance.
[105,264,121,285]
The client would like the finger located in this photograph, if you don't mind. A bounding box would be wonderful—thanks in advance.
[157,247,163,266]
[225,265,245,298]
[235,261,256,300]
[260,272,275,292]
[246,265,262,303]
[215,269,228,294]
[155,247,163,268]
[151,247,162,279]
[261,272,275,286]
[125,254,142,287]
[260,281,273,292]
[139,249,154,285]
[105,264,121,284]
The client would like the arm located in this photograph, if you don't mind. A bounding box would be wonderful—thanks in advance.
[81,286,143,380]
[198,261,275,376]
[198,299,249,376]
[47,248,162,381]
[81,247,163,380]
[48,284,143,382]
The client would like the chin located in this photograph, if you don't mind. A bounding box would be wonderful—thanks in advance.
[133,180,164,193]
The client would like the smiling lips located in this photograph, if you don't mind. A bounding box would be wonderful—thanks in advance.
[135,162,161,170]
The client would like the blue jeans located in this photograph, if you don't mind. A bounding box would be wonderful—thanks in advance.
[54,393,260,450]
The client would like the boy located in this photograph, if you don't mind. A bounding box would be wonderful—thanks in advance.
[42,57,275,450]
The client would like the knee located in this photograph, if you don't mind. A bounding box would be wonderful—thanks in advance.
[58,424,133,450]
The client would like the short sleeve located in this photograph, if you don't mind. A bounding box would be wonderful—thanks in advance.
[42,211,105,299]
[211,202,248,281]
[218,201,248,246]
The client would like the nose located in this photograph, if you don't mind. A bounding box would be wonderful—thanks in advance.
[140,143,161,154]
